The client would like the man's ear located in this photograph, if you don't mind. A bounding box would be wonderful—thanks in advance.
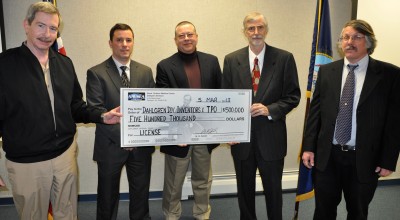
[23,19,29,34]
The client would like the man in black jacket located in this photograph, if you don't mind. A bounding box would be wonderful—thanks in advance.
[0,2,120,219]
[156,21,221,220]
[302,20,400,219]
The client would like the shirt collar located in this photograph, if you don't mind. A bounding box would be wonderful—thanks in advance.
[111,56,131,73]
[248,44,266,71]
[344,55,369,72]
[248,44,266,61]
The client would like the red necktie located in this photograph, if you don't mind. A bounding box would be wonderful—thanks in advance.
[252,57,260,95]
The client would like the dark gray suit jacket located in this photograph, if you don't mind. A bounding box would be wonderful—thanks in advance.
[86,57,155,162]
[303,57,400,183]
[156,51,222,158]
[222,44,301,161]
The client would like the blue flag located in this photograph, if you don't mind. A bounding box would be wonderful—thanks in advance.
[306,0,332,99]
[294,0,332,218]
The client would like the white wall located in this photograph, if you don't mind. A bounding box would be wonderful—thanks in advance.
[357,0,400,179]
[1,0,353,198]
[358,0,400,67]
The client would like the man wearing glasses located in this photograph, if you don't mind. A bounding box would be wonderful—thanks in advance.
[222,12,300,220]
[156,21,221,220]
[302,20,400,219]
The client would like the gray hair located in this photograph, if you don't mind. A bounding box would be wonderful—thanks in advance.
[25,2,61,26]
[242,12,269,34]
[339,19,377,55]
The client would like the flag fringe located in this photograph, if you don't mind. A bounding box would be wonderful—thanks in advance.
[315,52,333,60]
[295,190,315,202]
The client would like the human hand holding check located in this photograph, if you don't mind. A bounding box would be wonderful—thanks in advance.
[251,103,269,117]
[102,106,123,124]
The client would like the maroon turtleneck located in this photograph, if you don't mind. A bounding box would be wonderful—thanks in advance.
[178,50,201,88]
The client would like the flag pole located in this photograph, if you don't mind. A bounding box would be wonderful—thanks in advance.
[293,98,312,220]
[293,0,332,219]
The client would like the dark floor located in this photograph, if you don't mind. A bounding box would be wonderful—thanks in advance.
[1,184,399,219]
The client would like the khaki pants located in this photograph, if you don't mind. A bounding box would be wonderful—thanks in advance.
[6,140,78,220]
[162,145,212,220]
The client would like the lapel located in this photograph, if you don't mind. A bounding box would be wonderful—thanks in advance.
[326,60,345,111]
[129,60,139,88]
[358,57,382,107]
[105,57,123,91]
[171,53,190,88]
[197,52,207,88]
[255,44,274,101]
[235,47,252,90]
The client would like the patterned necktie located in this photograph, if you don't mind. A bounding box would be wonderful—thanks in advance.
[335,64,358,145]
[252,57,260,96]
[120,66,130,88]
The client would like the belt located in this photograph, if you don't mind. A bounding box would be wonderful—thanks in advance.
[333,144,355,151]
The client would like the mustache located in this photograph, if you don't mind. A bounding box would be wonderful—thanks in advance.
[251,35,264,39]
[344,45,357,50]
[38,37,54,43]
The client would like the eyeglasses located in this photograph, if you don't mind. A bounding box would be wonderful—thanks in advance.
[246,25,265,33]
[177,33,196,40]
[339,34,365,42]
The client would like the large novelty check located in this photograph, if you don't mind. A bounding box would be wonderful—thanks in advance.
[120,88,252,147]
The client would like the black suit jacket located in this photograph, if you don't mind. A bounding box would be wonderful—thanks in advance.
[303,57,400,183]
[156,51,222,158]
[86,57,155,163]
[222,44,301,161]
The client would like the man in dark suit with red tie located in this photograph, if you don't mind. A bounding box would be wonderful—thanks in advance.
[302,20,400,219]
[222,12,301,220]
[86,23,155,220]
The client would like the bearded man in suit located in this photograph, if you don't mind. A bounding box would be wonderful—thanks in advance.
[222,12,301,220]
